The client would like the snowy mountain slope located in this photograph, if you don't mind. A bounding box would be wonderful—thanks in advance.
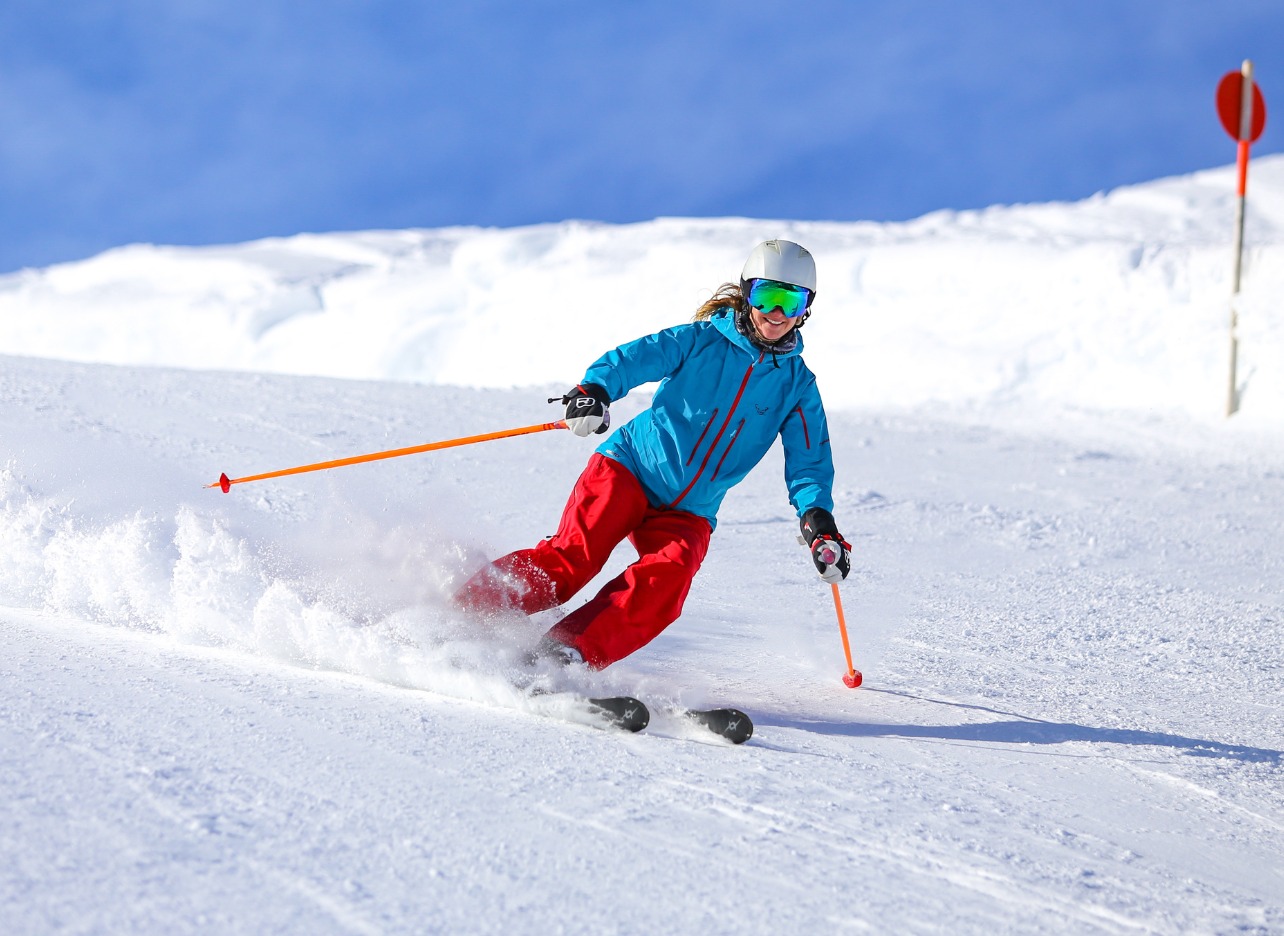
[1,157,1283,423]
[2,348,1282,933]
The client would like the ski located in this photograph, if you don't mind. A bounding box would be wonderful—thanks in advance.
[586,696,650,733]
[684,707,754,744]
[531,687,745,741]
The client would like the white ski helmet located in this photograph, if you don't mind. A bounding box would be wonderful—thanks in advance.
[740,239,817,294]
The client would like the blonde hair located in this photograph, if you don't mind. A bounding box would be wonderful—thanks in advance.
[693,282,749,322]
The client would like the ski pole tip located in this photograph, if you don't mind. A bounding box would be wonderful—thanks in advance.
[842,670,863,689]
[205,472,232,493]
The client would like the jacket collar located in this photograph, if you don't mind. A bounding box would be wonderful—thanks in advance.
[712,307,805,360]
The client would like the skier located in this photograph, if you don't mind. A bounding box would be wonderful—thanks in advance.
[453,239,851,669]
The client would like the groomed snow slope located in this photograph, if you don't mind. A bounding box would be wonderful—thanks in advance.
[1,160,1283,933]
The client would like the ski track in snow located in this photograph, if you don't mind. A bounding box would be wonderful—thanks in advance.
[1,352,1282,934]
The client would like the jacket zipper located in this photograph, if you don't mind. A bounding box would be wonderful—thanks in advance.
[709,418,745,483]
[792,405,811,448]
[685,408,719,466]
[667,352,762,509]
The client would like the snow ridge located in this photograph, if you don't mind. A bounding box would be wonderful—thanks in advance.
[2,157,1283,422]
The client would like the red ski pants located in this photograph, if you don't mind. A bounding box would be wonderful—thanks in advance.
[453,453,712,669]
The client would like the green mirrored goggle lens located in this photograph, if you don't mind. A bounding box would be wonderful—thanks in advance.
[746,278,812,318]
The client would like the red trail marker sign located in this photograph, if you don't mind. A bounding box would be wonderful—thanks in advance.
[1217,69,1267,147]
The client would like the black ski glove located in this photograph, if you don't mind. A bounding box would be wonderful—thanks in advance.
[800,507,851,584]
[553,383,611,437]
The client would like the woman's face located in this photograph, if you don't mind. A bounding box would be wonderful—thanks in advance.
[748,305,800,344]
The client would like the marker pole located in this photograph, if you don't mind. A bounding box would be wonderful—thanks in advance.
[1227,61,1256,416]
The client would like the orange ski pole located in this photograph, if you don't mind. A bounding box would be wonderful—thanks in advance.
[207,420,568,493]
[831,582,863,688]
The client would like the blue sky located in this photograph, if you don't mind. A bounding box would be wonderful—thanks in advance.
[1,1,1281,273]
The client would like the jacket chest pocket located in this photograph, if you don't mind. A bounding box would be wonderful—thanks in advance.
[685,407,720,466]
[709,418,746,482]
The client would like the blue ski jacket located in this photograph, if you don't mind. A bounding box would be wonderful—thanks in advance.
[581,308,835,530]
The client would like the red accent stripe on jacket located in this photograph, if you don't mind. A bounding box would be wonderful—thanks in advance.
[667,353,761,509]
[685,408,719,466]
[710,418,745,483]
[793,405,811,448]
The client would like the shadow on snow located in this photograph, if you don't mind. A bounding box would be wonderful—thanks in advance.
[760,689,1282,765]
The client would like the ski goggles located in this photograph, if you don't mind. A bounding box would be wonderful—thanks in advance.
[745,278,814,318]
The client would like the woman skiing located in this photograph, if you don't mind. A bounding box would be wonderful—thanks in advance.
[453,239,851,669]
